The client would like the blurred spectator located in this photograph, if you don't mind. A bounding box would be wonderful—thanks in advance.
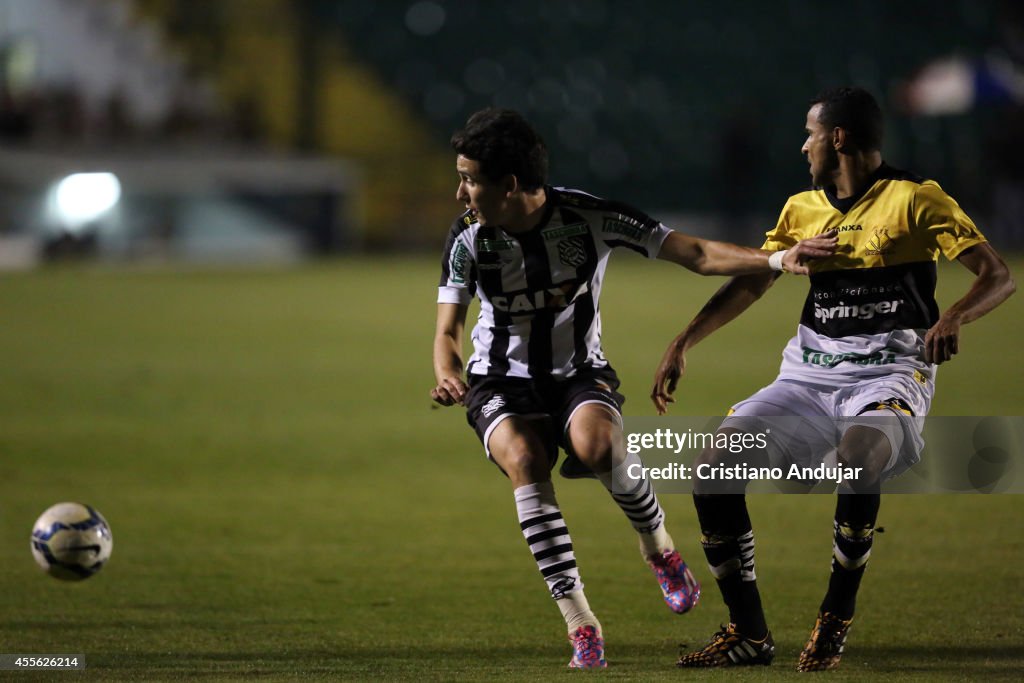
[101,89,133,143]
[0,84,35,141]
[897,0,1024,246]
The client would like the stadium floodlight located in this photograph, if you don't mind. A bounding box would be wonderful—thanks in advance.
[53,172,122,230]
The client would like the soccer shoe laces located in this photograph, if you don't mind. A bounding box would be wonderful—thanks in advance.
[797,612,852,672]
[568,625,607,669]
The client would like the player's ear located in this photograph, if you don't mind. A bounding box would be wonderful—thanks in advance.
[832,127,848,152]
[502,173,520,196]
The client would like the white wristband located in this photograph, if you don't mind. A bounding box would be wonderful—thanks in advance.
[768,249,787,272]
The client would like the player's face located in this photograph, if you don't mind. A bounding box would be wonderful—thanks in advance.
[801,104,839,187]
[455,155,509,227]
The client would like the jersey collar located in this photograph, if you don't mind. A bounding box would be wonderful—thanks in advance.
[502,187,556,236]
[822,162,892,214]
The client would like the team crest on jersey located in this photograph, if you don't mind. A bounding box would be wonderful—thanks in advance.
[481,395,506,418]
[558,236,587,267]
[866,227,894,255]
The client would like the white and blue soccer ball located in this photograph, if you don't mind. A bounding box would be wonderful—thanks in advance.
[30,502,113,581]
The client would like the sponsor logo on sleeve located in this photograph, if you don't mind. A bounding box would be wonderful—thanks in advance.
[450,241,469,284]
[602,215,646,241]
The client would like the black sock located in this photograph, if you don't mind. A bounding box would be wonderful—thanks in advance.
[820,493,880,620]
[693,494,768,639]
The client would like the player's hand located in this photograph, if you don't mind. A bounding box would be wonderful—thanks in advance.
[783,229,838,275]
[431,376,468,406]
[923,314,961,364]
[651,335,688,415]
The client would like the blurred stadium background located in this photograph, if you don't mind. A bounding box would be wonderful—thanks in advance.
[1,0,1024,264]
[1,1,1021,680]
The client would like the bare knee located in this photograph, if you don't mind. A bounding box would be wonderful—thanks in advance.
[568,409,619,474]
[502,449,549,486]
[489,422,552,488]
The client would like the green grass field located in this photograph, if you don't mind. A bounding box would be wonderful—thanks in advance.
[0,255,1021,681]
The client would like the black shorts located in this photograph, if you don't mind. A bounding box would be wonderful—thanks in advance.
[464,367,625,468]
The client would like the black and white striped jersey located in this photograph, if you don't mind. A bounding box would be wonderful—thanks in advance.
[438,186,672,379]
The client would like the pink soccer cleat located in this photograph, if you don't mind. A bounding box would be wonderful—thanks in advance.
[648,549,701,614]
[568,625,607,669]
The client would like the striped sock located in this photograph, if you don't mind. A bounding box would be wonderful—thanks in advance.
[514,482,591,618]
[597,453,671,556]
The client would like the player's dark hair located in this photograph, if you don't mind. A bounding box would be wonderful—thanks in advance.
[810,87,884,152]
[451,108,548,191]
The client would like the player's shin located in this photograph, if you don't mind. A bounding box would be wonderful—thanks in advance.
[693,494,768,638]
[820,493,880,620]
[513,482,598,633]
[597,451,671,554]
[600,453,700,613]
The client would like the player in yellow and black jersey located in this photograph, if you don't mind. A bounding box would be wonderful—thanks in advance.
[765,161,987,368]
[651,87,1015,670]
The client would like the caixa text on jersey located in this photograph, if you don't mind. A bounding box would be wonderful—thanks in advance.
[490,282,590,313]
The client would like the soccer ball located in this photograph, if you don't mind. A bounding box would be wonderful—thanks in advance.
[30,502,113,581]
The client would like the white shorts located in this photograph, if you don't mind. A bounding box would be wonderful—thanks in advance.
[721,373,930,482]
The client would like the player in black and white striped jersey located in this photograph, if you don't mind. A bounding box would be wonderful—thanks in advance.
[431,108,836,669]
[438,185,671,380]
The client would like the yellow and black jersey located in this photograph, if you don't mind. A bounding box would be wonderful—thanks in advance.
[763,163,986,339]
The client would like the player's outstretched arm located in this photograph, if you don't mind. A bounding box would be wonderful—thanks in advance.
[924,243,1015,364]
[656,230,837,276]
[651,273,777,414]
[432,303,470,406]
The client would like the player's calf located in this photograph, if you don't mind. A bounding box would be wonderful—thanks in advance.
[692,494,770,639]
[590,449,702,614]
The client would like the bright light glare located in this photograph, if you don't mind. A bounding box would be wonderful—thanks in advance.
[54,172,122,228]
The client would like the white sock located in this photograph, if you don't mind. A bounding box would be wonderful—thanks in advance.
[556,590,601,635]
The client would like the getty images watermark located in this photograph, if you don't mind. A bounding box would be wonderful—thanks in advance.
[626,427,864,485]
[615,416,1023,494]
